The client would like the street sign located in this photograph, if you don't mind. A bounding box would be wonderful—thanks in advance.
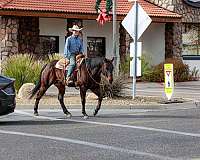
[122,1,152,99]
[122,2,152,40]
[164,64,174,100]
[130,42,142,76]
[130,58,141,77]
[130,42,142,58]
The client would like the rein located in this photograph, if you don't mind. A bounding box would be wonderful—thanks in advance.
[85,60,104,86]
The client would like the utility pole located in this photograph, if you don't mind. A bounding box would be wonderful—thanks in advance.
[112,0,118,75]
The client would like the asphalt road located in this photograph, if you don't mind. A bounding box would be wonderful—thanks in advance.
[1,102,200,160]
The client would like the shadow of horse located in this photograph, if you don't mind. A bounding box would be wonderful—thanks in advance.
[30,57,114,119]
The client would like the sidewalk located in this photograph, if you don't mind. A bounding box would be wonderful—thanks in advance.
[46,80,200,101]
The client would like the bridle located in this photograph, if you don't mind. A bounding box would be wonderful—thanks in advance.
[85,60,104,86]
[84,58,113,86]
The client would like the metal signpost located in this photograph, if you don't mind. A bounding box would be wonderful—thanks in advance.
[122,0,152,99]
[133,1,138,99]
[164,64,174,100]
[112,0,119,75]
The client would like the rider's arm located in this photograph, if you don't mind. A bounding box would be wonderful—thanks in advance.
[79,38,84,54]
[64,37,71,59]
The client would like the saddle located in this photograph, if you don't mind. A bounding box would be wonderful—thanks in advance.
[55,54,85,70]
[55,54,85,87]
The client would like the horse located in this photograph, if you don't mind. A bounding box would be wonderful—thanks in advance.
[30,56,114,118]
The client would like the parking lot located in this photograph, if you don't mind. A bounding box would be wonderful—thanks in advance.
[1,103,200,160]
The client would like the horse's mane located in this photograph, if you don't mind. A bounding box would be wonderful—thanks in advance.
[85,57,104,69]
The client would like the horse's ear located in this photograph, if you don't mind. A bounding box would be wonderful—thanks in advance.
[111,57,114,63]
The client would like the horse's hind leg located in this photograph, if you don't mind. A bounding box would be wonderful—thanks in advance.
[90,87,103,116]
[34,86,48,116]
[55,83,72,118]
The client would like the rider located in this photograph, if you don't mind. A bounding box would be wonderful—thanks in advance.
[64,25,84,85]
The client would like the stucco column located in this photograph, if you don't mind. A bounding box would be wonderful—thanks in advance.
[119,23,127,63]
[165,22,182,59]
[18,17,39,55]
[0,16,19,57]
[0,16,19,72]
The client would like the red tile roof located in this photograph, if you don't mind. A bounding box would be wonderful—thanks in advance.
[0,0,181,18]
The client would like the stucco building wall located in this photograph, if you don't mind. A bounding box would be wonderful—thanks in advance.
[141,23,165,65]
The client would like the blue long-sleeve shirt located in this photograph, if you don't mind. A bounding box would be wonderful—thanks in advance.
[64,35,84,59]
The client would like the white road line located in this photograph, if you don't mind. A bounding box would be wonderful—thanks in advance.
[0,129,177,160]
[15,110,200,138]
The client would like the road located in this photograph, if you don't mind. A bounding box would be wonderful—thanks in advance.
[1,102,200,160]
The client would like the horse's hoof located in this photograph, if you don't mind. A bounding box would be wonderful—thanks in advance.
[66,113,72,118]
[83,115,89,119]
[34,112,39,116]
[93,110,98,117]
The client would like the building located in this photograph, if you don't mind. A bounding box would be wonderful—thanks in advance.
[2,0,196,73]
[147,0,200,73]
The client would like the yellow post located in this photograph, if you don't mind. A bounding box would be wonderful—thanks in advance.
[164,64,174,101]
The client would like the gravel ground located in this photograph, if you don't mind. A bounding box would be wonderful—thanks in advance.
[16,95,188,106]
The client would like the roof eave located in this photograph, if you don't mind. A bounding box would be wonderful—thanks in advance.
[0,9,182,22]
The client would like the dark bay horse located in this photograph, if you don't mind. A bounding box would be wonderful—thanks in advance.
[30,56,114,118]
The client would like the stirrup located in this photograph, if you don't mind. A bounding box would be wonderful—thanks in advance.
[65,77,73,85]
[75,80,81,87]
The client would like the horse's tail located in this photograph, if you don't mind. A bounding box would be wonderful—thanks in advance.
[29,63,47,99]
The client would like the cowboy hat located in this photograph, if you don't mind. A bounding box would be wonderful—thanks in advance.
[69,25,83,32]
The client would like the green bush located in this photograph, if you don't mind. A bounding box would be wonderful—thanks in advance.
[119,54,152,76]
[141,58,193,82]
[2,54,42,91]
[44,53,63,63]
[140,55,151,76]
[119,55,131,74]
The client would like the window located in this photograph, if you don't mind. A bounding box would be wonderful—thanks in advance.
[182,24,200,56]
[38,35,59,55]
[87,37,105,57]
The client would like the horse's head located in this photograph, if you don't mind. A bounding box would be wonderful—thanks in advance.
[102,57,114,84]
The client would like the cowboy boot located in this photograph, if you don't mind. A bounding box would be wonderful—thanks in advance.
[65,76,73,86]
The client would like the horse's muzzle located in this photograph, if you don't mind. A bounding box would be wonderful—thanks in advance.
[108,76,113,84]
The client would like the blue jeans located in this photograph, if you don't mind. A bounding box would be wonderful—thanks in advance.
[66,55,76,77]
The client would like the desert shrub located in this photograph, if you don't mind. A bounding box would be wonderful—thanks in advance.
[141,58,193,82]
[101,74,130,98]
[190,66,199,81]
[2,54,42,91]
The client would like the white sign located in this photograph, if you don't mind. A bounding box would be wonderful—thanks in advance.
[130,42,142,58]
[130,58,141,77]
[129,42,142,77]
[122,2,152,40]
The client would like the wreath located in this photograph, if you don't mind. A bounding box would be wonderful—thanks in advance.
[95,0,113,14]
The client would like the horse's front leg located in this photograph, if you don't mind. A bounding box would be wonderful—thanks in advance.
[55,83,72,118]
[94,97,103,117]
[90,87,103,116]
[80,86,88,119]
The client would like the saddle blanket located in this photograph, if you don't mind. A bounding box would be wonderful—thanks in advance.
[55,58,69,70]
